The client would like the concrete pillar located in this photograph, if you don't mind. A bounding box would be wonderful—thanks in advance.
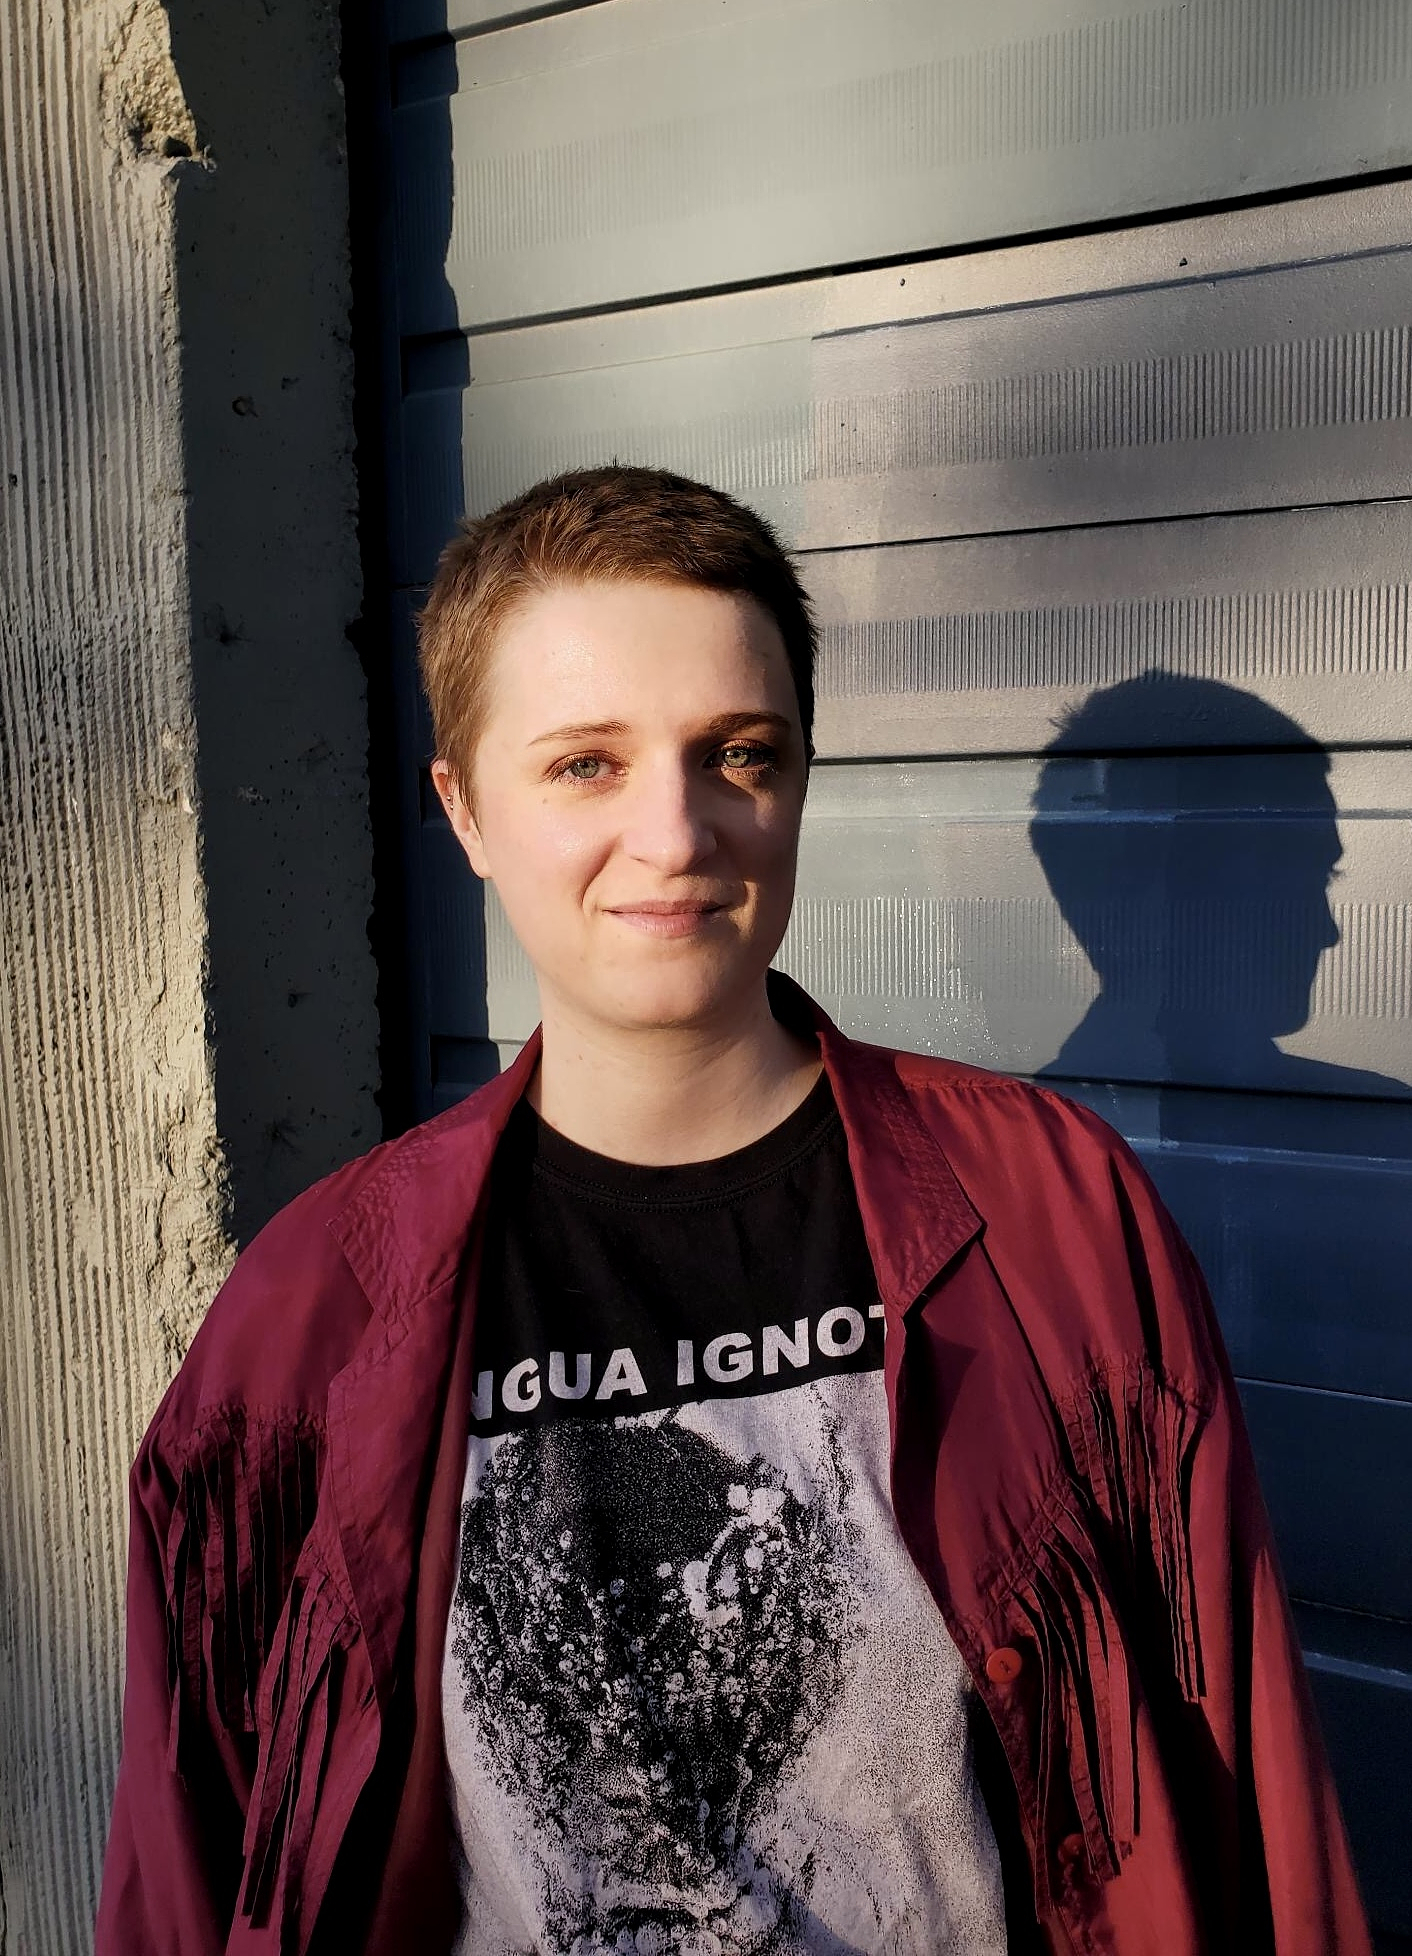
[0,0,376,1944]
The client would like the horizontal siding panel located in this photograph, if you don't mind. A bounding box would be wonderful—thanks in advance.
[390,0,605,42]
[393,0,1412,330]
[775,897,1412,1090]
[1295,1604,1412,1936]
[784,752,1411,1091]
[399,245,1412,580]
[1062,1080,1412,1400]
[1241,1381,1412,1622]
[1305,1651,1412,1935]
[1139,1140,1412,1402]
[808,501,1412,755]
[804,249,1412,542]
[430,337,812,579]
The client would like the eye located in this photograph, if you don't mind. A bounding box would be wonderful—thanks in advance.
[713,741,778,774]
[550,753,610,783]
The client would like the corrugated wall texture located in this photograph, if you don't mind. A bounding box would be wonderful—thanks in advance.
[0,1,232,1948]
[393,0,1412,328]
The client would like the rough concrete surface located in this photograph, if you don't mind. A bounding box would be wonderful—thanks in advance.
[0,2,227,1947]
[0,0,376,1945]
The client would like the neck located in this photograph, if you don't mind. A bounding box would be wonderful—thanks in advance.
[528,981,822,1165]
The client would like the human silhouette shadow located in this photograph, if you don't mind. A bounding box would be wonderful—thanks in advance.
[1028,670,1408,1107]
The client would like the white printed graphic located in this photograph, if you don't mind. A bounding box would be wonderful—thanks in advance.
[444,1376,1008,1955]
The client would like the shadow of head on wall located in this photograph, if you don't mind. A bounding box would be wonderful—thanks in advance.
[1029,668,1399,1099]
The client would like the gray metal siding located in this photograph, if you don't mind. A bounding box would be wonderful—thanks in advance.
[809,504,1412,755]
[400,241,1412,578]
[373,0,1412,1936]
[392,0,1412,329]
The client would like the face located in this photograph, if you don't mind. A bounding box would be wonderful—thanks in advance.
[431,579,808,1039]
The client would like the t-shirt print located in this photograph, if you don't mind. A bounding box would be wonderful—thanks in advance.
[442,1079,1008,1956]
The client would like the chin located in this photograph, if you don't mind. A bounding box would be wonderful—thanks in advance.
[592,955,763,1033]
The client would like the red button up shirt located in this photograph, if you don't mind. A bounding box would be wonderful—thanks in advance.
[96,984,1371,1955]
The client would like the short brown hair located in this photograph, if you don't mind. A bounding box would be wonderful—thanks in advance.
[416,466,816,793]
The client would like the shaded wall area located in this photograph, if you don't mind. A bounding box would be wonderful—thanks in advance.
[1032,673,1399,1101]
[0,0,375,1946]
[167,0,379,1242]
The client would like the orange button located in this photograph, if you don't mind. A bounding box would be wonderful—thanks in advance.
[984,1645,1023,1684]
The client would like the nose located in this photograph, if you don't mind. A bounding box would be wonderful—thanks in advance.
[620,756,717,874]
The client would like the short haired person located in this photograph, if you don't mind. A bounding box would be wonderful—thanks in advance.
[97,468,1370,1955]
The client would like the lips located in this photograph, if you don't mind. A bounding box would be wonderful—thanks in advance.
[604,898,731,938]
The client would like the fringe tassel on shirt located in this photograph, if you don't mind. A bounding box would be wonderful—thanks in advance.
[1068,1363,1207,1701]
[164,1409,327,1766]
[163,1408,355,1951]
[1018,1362,1208,1911]
[240,1554,353,1950]
[164,1409,326,1763]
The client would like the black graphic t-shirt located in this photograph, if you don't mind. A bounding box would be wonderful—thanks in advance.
[442,1075,1008,1956]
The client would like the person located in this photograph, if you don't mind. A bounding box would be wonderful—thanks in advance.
[96,466,1371,1956]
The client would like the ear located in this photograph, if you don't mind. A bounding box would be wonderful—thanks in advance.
[430,757,491,879]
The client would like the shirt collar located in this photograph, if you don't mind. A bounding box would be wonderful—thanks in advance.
[768,972,985,1314]
[332,977,982,1322]
[328,1031,543,1323]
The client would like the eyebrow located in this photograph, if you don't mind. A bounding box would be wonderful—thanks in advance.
[528,711,795,747]
[528,719,630,746]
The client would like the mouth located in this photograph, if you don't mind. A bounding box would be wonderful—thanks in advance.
[603,898,731,939]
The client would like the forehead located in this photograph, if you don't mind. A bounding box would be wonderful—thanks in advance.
[485,578,794,724]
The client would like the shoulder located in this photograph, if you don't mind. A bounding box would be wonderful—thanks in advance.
[830,1028,1166,1259]
[144,1077,511,1457]
[892,1043,1172,1248]
[145,1141,394,1455]
[848,1039,1218,1384]
[878,1040,1139,1180]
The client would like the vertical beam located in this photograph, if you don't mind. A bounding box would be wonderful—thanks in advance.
[168,0,379,1240]
[0,1,229,1947]
[0,0,378,1944]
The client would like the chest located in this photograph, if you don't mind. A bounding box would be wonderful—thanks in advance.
[440,1199,1012,1956]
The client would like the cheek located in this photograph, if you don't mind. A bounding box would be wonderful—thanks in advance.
[718,797,803,919]
[486,793,610,892]
[741,788,805,866]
